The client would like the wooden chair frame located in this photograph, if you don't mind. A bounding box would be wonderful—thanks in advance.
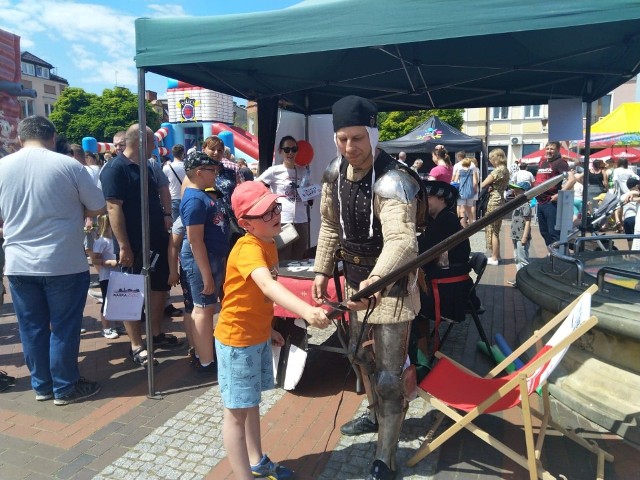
[407,285,613,480]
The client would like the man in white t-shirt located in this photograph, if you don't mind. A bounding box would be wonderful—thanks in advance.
[162,144,186,221]
[511,161,535,185]
[612,159,639,196]
[611,159,638,229]
[0,116,105,405]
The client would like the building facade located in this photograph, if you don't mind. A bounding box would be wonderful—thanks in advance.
[461,77,637,165]
[18,51,68,119]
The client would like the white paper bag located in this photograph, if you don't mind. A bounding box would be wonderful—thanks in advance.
[274,223,300,250]
[103,271,145,321]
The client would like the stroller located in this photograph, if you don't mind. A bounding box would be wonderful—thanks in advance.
[586,192,621,233]
[571,191,621,252]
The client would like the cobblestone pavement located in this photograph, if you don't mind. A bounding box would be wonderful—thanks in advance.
[95,388,285,480]
[1,228,639,479]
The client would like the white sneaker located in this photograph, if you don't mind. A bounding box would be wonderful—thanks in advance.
[102,328,119,339]
[486,258,499,266]
[88,289,103,304]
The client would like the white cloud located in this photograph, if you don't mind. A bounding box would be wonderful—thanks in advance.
[147,3,188,17]
[0,0,140,87]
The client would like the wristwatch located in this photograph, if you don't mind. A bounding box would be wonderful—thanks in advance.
[164,213,172,217]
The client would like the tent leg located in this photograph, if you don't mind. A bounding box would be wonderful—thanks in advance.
[137,67,159,399]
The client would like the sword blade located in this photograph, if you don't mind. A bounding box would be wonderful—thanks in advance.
[326,173,564,319]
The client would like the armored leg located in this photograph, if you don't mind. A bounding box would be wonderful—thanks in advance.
[348,312,377,424]
[373,321,411,472]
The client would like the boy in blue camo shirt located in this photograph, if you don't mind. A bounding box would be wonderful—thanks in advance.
[508,181,532,286]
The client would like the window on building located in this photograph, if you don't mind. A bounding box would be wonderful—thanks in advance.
[44,84,56,94]
[44,104,54,117]
[21,61,35,76]
[583,95,612,124]
[522,144,540,157]
[523,105,541,118]
[35,65,50,79]
[20,99,35,118]
[491,106,509,120]
[488,145,509,155]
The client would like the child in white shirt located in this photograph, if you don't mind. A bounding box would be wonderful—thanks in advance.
[90,215,120,339]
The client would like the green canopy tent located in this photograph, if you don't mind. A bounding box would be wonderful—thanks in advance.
[135,0,640,167]
[132,0,640,394]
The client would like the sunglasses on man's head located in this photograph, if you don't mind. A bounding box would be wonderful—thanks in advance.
[281,146,298,154]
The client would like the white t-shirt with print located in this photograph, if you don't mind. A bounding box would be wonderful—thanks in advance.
[258,164,310,224]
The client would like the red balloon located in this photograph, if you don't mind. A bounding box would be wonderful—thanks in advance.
[295,140,314,166]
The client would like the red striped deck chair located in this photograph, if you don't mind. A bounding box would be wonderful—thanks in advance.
[406,284,613,480]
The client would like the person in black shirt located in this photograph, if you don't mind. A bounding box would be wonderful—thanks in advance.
[416,181,472,358]
[100,124,182,367]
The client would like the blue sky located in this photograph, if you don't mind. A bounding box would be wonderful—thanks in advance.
[0,0,300,97]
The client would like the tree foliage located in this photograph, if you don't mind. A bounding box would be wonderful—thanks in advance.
[378,109,465,141]
[50,87,161,144]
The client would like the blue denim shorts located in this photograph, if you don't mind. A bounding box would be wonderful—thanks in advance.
[215,339,274,409]
[180,253,225,308]
[178,265,194,314]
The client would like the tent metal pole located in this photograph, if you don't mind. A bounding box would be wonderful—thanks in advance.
[137,67,158,398]
[581,84,593,235]
[304,94,311,252]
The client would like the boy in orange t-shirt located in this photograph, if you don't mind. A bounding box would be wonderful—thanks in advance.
[214,181,329,480]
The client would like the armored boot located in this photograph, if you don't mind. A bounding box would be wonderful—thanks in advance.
[365,459,397,480]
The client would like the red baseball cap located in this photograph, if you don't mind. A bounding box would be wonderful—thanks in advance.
[231,181,284,219]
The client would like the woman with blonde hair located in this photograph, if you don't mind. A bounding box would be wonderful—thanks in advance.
[480,148,509,265]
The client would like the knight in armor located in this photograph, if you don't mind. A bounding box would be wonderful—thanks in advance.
[312,95,423,480]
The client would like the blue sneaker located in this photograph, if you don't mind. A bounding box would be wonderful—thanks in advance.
[251,454,294,479]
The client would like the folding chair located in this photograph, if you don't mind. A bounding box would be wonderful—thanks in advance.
[428,252,493,362]
[407,285,613,480]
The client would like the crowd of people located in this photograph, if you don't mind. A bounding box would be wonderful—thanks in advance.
[399,139,639,285]
[1,102,639,479]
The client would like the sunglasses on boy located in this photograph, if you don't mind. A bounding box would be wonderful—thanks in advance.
[243,203,282,222]
[281,146,298,154]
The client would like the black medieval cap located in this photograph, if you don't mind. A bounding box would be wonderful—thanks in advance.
[332,95,378,132]
[423,180,459,207]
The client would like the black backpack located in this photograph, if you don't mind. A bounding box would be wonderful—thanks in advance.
[476,187,490,220]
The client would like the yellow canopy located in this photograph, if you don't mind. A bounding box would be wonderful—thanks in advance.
[591,102,640,133]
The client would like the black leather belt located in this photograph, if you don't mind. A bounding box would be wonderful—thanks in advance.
[335,248,378,267]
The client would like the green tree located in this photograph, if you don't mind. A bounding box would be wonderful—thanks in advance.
[48,87,96,142]
[50,86,161,144]
[378,109,464,141]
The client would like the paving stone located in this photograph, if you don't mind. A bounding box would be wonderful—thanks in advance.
[88,421,125,441]
[54,453,96,480]
[24,457,65,475]
[25,473,58,480]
